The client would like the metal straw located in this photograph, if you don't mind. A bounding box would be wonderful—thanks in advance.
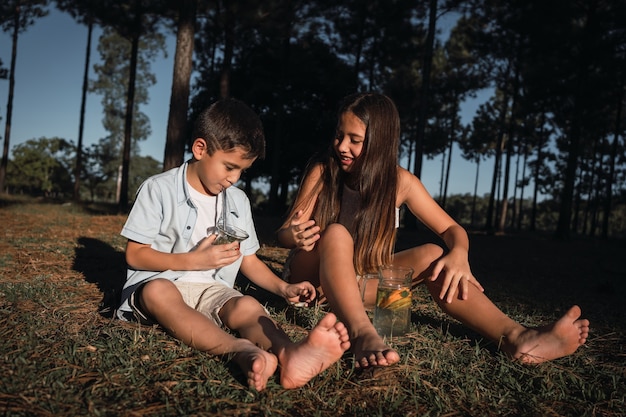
[221,187,227,228]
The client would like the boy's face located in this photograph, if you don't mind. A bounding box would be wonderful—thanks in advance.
[188,139,256,196]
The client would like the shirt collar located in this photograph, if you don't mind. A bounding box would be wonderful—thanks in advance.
[177,161,193,206]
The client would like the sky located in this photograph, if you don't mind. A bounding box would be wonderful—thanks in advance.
[0,8,497,199]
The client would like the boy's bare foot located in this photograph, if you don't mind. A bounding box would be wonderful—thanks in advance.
[231,343,278,391]
[351,327,400,368]
[279,312,350,389]
[507,305,590,364]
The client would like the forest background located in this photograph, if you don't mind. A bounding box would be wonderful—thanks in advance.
[0,0,625,240]
[0,2,625,415]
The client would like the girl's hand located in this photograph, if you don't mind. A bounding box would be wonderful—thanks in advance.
[289,210,320,251]
[283,281,316,306]
[428,248,484,303]
[189,234,242,270]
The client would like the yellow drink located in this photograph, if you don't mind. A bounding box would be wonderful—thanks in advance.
[373,284,411,339]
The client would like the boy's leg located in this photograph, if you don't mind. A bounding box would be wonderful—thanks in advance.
[219,295,350,389]
[137,279,277,391]
[394,247,590,363]
[296,223,400,368]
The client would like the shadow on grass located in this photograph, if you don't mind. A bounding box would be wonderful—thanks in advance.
[410,311,498,354]
[73,236,127,318]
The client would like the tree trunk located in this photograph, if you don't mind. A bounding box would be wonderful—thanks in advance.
[74,19,93,202]
[589,156,602,237]
[510,149,521,229]
[573,161,583,235]
[0,9,20,194]
[530,111,546,231]
[471,158,480,228]
[119,32,140,212]
[438,149,445,202]
[352,6,366,90]
[485,95,509,232]
[412,0,437,179]
[496,129,513,233]
[556,107,582,239]
[442,112,456,209]
[268,26,291,212]
[497,62,521,233]
[555,4,597,239]
[602,82,623,238]
[163,0,197,171]
[516,142,528,230]
[220,7,234,99]
[582,145,598,235]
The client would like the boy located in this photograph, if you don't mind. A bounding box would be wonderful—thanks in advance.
[116,98,350,391]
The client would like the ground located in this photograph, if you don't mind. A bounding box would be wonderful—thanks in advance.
[1,199,625,416]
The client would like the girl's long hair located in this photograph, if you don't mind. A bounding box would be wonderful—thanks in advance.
[289,93,400,275]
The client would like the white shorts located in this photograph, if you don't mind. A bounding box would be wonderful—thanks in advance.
[128,280,243,328]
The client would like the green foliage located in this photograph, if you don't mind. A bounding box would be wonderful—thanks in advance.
[0,57,7,79]
[4,137,161,202]
[80,145,161,203]
[190,1,357,208]
[0,0,49,33]
[128,154,162,201]
[2,0,624,237]
[6,137,74,196]
[91,26,164,148]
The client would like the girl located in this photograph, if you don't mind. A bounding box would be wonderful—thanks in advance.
[278,92,589,368]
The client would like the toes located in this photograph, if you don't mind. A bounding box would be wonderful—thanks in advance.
[318,312,337,329]
[566,305,582,320]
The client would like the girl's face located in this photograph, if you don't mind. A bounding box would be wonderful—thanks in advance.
[334,111,366,172]
[188,139,255,196]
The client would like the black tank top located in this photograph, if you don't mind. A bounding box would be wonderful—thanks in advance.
[337,185,360,235]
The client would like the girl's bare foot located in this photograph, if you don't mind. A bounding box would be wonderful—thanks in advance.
[279,313,350,389]
[231,344,278,391]
[506,305,590,364]
[351,327,400,368]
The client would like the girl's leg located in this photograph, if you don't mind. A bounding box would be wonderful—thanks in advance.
[395,247,590,363]
[138,279,277,391]
[311,223,400,368]
[286,246,322,289]
[219,295,350,389]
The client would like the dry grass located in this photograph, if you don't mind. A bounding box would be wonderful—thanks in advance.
[0,197,624,416]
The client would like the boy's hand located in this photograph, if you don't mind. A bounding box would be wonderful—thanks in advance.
[191,234,242,270]
[289,210,320,252]
[283,281,316,306]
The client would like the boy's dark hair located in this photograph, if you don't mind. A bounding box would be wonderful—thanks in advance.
[190,98,266,159]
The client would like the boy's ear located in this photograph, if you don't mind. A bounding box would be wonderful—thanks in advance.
[191,137,207,158]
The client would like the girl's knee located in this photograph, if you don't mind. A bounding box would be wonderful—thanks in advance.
[395,243,444,276]
[423,243,445,262]
[319,223,353,246]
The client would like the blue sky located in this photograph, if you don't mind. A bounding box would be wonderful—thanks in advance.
[0,8,497,198]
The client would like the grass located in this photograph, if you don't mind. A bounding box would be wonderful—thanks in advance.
[0,197,624,416]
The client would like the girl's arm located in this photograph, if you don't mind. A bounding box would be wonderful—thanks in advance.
[240,254,316,304]
[398,168,483,302]
[277,164,323,250]
[398,167,459,236]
